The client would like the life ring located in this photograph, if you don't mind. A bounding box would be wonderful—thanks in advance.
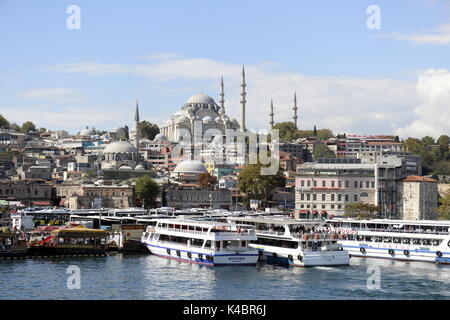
[360,247,366,254]
[436,251,443,258]
[297,255,303,262]
[166,249,171,255]
[288,255,293,261]
[404,250,410,257]
[388,249,395,256]
[272,252,277,258]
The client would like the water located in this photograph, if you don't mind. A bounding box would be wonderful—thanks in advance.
[1,254,450,300]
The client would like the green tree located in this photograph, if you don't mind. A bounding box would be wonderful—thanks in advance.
[237,163,285,209]
[139,121,160,140]
[421,136,435,146]
[438,193,450,220]
[437,135,450,147]
[134,175,160,208]
[21,121,37,133]
[344,203,380,219]
[0,115,10,129]
[9,123,21,132]
[272,122,298,141]
[313,143,336,160]
[198,172,217,190]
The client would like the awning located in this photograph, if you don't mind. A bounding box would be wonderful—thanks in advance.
[32,201,51,206]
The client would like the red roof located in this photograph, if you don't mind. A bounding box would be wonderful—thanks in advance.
[402,176,438,183]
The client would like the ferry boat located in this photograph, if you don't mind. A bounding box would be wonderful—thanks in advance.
[327,218,450,264]
[28,225,108,256]
[0,227,28,258]
[227,217,350,267]
[141,219,259,266]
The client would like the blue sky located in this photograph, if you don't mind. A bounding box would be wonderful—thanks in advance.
[0,0,449,137]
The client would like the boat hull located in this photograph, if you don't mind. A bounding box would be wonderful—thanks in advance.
[143,241,259,266]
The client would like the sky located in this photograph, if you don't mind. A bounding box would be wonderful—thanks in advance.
[0,0,449,138]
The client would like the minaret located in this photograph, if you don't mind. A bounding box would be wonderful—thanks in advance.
[240,66,246,132]
[293,92,298,129]
[219,76,225,111]
[269,99,274,128]
[134,100,140,149]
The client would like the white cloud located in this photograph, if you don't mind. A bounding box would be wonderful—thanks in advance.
[39,56,423,135]
[382,22,450,45]
[19,88,85,103]
[394,68,450,139]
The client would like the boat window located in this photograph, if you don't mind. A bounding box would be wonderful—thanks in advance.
[433,239,441,246]
[422,239,431,246]
[204,240,211,248]
[357,235,364,241]
[402,238,411,244]
[374,237,382,242]
[347,235,355,241]
[412,239,420,245]
[393,238,401,244]
[365,236,373,242]
[383,237,392,243]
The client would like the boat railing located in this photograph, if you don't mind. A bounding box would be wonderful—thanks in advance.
[255,230,286,236]
[154,226,254,237]
[339,227,449,235]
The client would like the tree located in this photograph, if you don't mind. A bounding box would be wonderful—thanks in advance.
[437,135,450,147]
[344,203,380,219]
[198,172,217,189]
[21,121,37,133]
[0,115,10,129]
[237,163,285,209]
[139,121,160,140]
[134,175,160,208]
[313,143,336,160]
[438,193,450,220]
[421,136,435,146]
[272,122,298,141]
[9,123,21,132]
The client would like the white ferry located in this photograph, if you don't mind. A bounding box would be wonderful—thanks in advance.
[141,219,259,266]
[327,218,450,264]
[228,217,350,267]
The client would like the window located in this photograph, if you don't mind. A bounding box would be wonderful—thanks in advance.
[301,180,304,187]
[366,181,370,188]
[383,237,392,243]
[313,194,317,201]
[338,181,342,188]
[306,194,310,201]
[345,181,349,188]
[322,194,325,201]
[331,194,335,201]
[307,180,311,187]
[354,181,358,188]
[322,205,325,209]
[393,238,401,244]
[371,182,375,188]
[331,181,335,187]
[345,194,349,202]
[402,238,411,244]
[313,180,317,187]
[338,194,342,201]
[322,181,326,187]
[354,195,358,202]
[301,194,304,201]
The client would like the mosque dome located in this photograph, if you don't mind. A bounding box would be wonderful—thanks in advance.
[102,162,115,170]
[134,163,145,170]
[103,141,138,154]
[79,127,95,137]
[153,133,168,142]
[173,160,208,174]
[202,115,213,123]
[186,93,216,105]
